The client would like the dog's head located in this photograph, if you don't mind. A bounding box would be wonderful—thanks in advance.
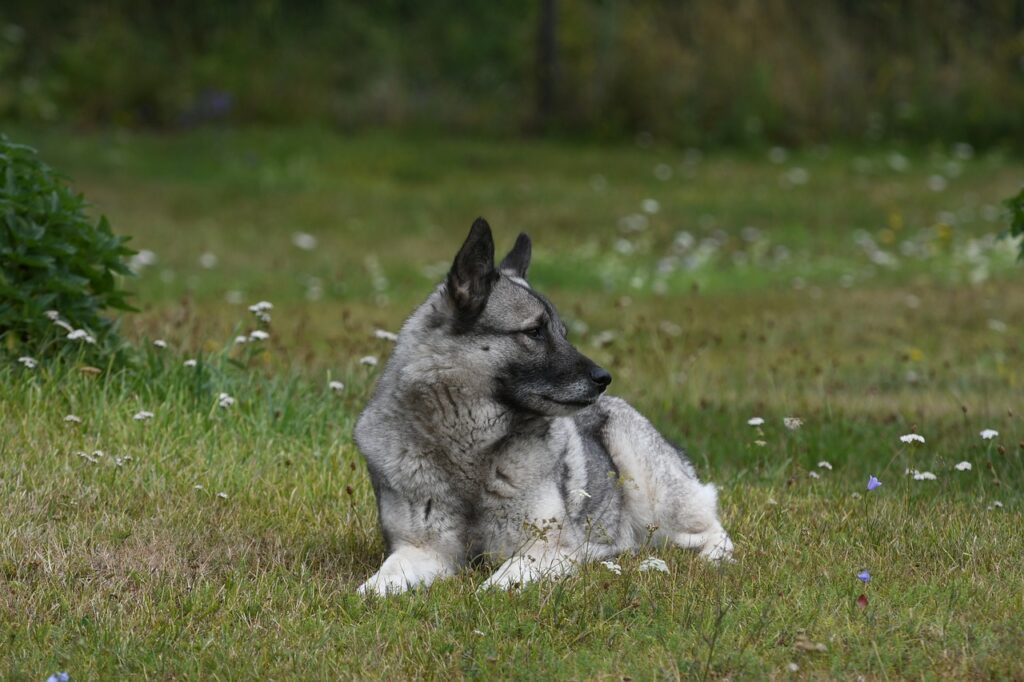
[429,217,611,416]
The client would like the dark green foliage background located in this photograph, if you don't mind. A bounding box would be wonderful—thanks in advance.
[1008,187,1024,259]
[0,136,134,353]
[3,0,1024,147]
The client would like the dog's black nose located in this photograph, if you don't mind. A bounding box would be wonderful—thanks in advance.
[589,366,612,390]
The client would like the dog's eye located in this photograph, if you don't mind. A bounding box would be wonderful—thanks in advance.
[522,326,545,340]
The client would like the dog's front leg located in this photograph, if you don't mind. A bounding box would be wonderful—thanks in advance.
[357,544,456,596]
[479,540,581,591]
[357,483,467,596]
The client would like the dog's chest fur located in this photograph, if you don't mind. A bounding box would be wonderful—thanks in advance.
[471,417,594,557]
[360,383,617,559]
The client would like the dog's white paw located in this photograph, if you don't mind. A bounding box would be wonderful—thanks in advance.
[357,570,413,597]
[479,552,581,591]
[357,546,450,597]
[670,529,735,563]
[479,556,540,591]
[699,531,735,564]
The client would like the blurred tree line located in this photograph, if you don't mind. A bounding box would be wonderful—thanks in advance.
[3,0,1023,147]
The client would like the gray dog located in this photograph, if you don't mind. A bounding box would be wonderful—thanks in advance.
[355,219,733,595]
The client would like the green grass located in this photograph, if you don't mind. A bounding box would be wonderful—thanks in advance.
[2,128,1023,679]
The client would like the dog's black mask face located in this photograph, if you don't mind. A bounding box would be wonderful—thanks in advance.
[443,219,611,416]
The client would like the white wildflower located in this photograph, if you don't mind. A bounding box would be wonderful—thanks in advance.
[128,249,157,272]
[44,310,60,321]
[374,329,399,342]
[114,455,133,467]
[63,415,82,424]
[153,339,167,349]
[76,451,98,464]
[618,214,648,233]
[887,153,909,172]
[194,484,204,490]
[234,335,248,345]
[817,461,833,470]
[248,301,273,323]
[954,461,972,471]
[980,429,998,440]
[329,380,345,393]
[52,318,73,333]
[808,471,820,479]
[787,663,800,673]
[747,417,765,427]
[785,167,809,185]
[360,356,379,367]
[183,359,198,368]
[248,330,270,342]
[912,470,937,481]
[216,492,228,500]
[658,321,682,337]
[987,501,1004,511]
[927,175,947,192]
[953,142,974,160]
[754,439,767,447]
[17,356,37,369]
[217,392,235,409]
[900,433,925,444]
[641,198,661,214]
[600,560,622,576]
[783,417,803,431]
[638,557,669,573]
[292,232,318,251]
[133,410,154,421]
[198,252,218,269]
[67,329,96,344]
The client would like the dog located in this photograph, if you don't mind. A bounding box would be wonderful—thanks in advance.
[354,218,733,595]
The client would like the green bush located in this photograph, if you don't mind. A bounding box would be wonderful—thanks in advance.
[0,134,135,356]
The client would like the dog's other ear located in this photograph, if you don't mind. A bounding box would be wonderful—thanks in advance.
[446,217,498,319]
[499,232,532,279]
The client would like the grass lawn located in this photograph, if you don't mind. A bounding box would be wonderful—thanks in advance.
[2,128,1023,679]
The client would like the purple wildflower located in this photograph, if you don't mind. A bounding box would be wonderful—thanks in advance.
[867,475,882,491]
[857,570,871,583]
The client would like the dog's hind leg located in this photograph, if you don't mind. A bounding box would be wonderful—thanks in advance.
[600,397,734,563]
[655,481,734,563]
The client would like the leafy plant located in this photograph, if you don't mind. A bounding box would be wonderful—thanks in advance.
[1,134,135,356]
[1006,186,1024,261]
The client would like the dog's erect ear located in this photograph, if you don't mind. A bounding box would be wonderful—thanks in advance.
[499,232,532,279]
[446,217,498,319]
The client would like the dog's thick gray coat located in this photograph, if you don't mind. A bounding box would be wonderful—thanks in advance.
[355,219,733,594]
